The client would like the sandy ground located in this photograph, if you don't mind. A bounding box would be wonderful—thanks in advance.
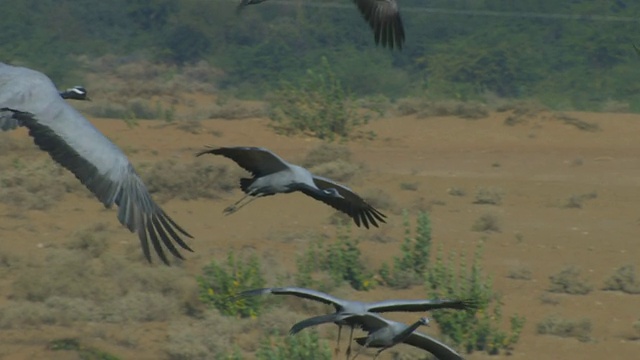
[0,97,639,359]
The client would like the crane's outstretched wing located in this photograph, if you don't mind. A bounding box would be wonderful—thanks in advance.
[289,313,348,335]
[0,63,193,265]
[404,332,464,360]
[353,0,405,49]
[367,298,480,313]
[303,175,386,228]
[233,286,346,309]
[197,146,290,177]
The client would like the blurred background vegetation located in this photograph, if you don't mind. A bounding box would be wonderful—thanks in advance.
[2,0,640,111]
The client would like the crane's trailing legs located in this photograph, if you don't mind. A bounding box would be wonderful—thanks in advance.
[223,190,262,215]
[334,325,342,355]
[345,326,355,359]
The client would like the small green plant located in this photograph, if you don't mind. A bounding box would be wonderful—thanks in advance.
[379,211,432,289]
[269,57,365,141]
[603,265,640,294]
[256,330,331,360]
[197,251,265,317]
[548,266,593,295]
[536,315,592,342]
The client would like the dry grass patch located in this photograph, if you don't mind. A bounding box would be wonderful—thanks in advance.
[166,312,248,360]
[562,191,597,209]
[507,265,532,280]
[548,266,593,295]
[141,158,237,203]
[0,159,86,211]
[395,98,489,119]
[473,187,503,205]
[471,213,501,233]
[536,315,592,342]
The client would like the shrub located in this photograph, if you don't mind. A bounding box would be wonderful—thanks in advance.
[295,223,375,291]
[322,224,375,291]
[426,244,525,355]
[471,213,501,233]
[447,187,466,197]
[197,251,265,317]
[379,211,432,289]
[473,187,503,205]
[399,182,419,191]
[507,265,532,280]
[256,330,331,360]
[603,265,640,294]
[548,266,593,295]
[536,315,592,342]
[269,57,365,141]
[562,192,597,209]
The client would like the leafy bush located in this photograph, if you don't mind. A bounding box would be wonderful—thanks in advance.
[426,245,525,355]
[379,211,432,289]
[295,223,375,291]
[256,330,331,360]
[197,251,265,317]
[548,266,593,295]
[269,57,365,141]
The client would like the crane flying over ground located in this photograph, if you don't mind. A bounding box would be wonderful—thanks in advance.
[196,146,386,228]
[0,62,193,265]
[233,286,476,357]
[236,0,405,50]
[297,313,464,360]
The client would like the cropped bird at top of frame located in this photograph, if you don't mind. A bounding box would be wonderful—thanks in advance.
[237,0,406,50]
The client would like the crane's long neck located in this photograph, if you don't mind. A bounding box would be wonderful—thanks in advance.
[394,320,423,342]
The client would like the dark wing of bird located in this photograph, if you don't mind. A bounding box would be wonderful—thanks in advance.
[305,175,386,228]
[289,313,344,335]
[348,313,392,333]
[404,332,464,360]
[367,298,479,313]
[0,65,193,265]
[233,286,346,310]
[353,0,405,49]
[197,146,291,177]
